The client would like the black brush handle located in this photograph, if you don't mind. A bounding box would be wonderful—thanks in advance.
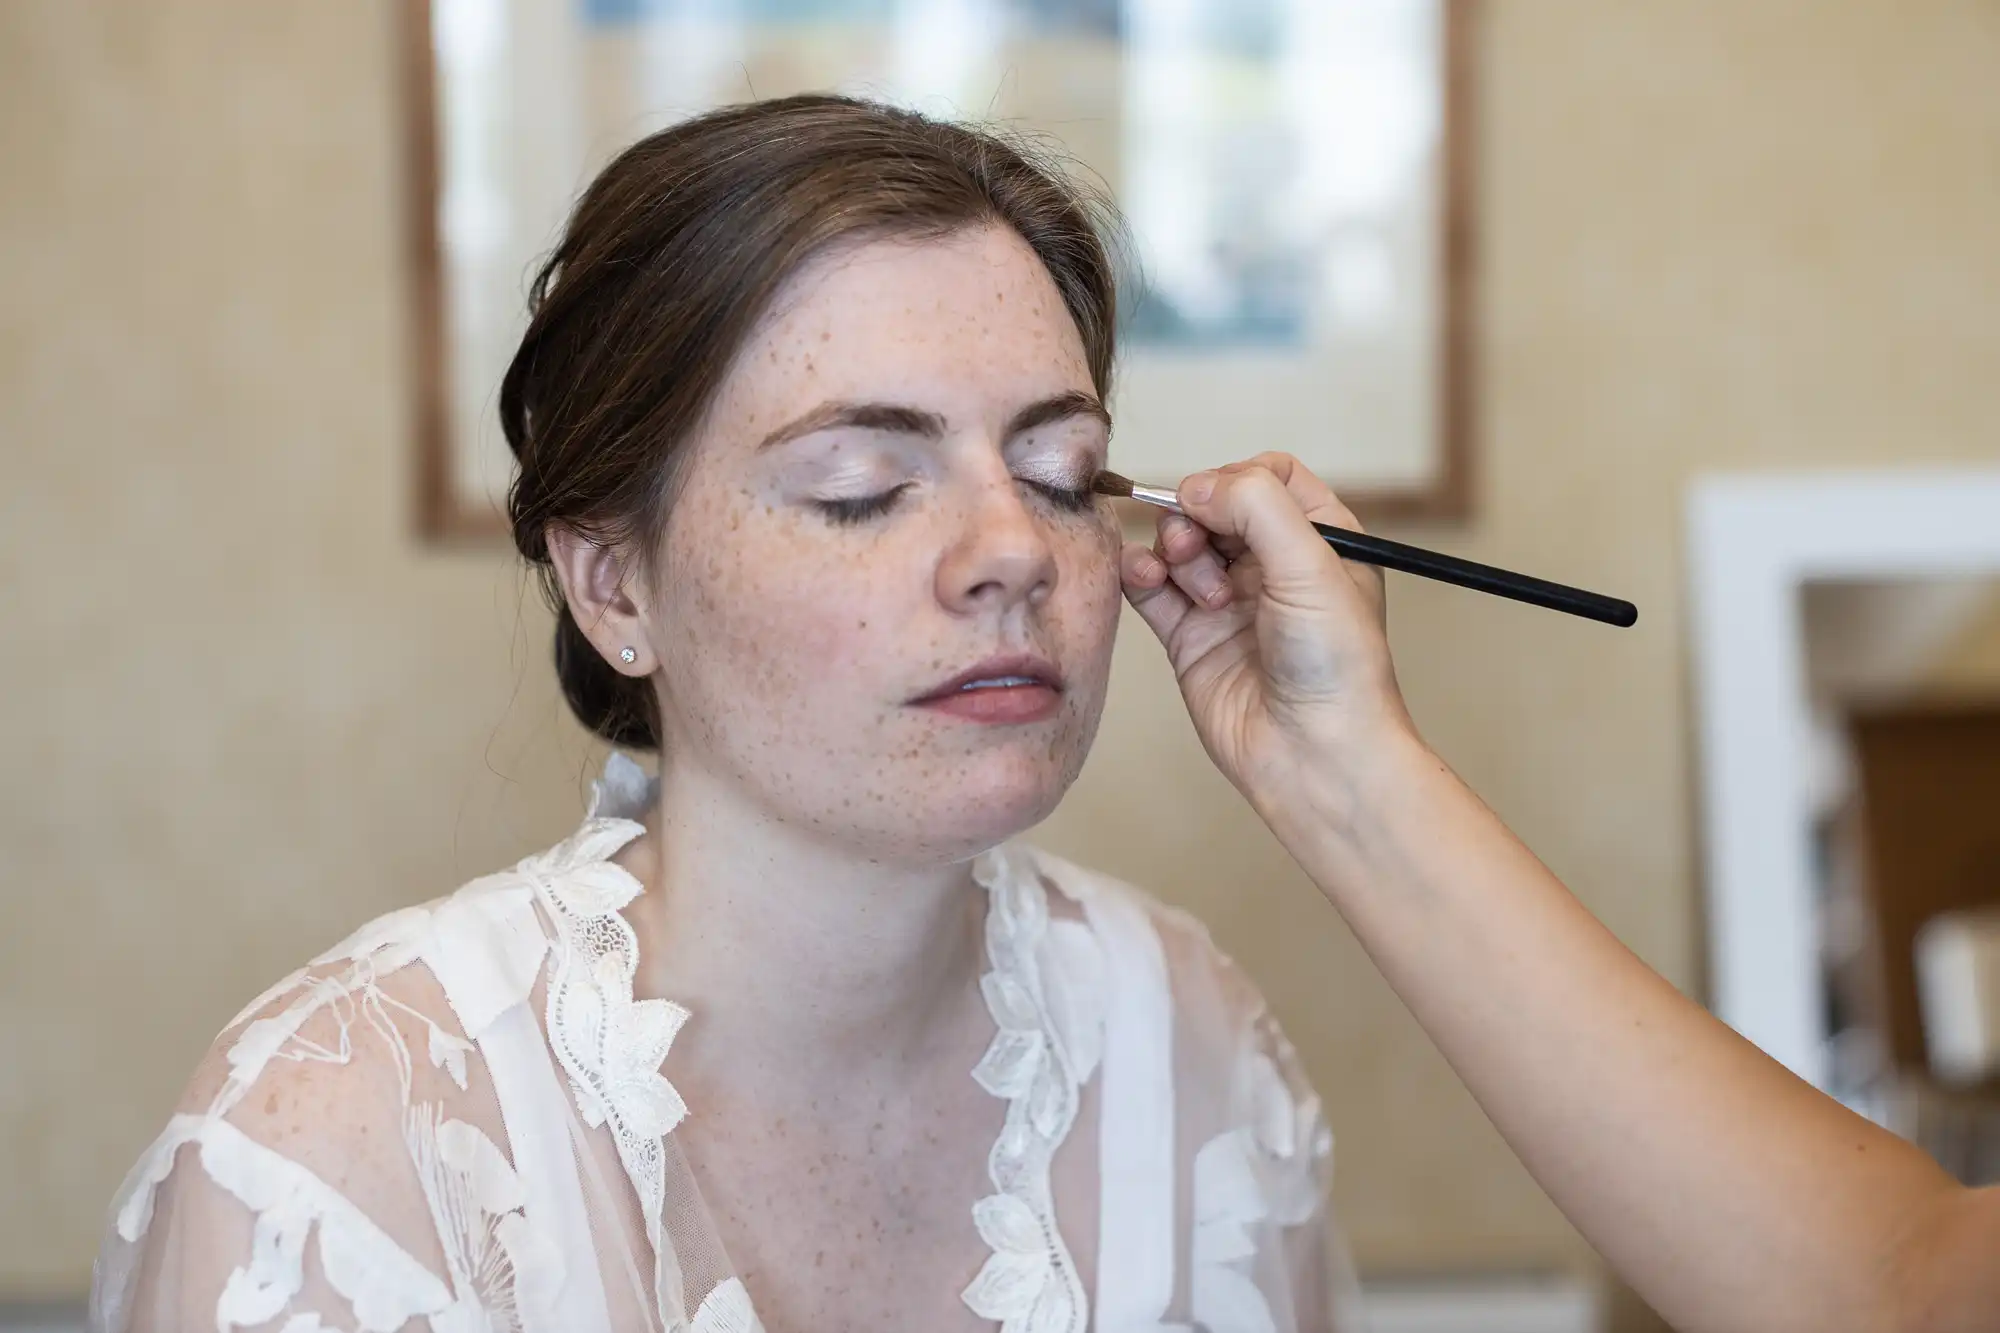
[1313,521,1637,628]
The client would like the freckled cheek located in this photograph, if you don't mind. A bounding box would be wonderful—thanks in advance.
[676,545,902,716]
[1059,530,1125,629]
[1049,547,1123,709]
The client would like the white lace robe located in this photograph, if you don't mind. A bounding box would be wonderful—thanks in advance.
[91,758,1356,1332]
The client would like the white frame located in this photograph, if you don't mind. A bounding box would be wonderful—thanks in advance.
[1687,470,2000,1089]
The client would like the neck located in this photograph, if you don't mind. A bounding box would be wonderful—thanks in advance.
[619,761,990,1104]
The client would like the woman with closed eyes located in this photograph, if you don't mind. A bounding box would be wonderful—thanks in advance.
[91,96,1356,1333]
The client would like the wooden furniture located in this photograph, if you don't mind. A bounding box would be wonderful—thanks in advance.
[1844,704,2000,1075]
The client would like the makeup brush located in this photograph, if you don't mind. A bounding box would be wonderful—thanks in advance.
[1095,471,1638,628]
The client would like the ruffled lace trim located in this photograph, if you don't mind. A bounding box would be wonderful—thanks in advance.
[539,759,1109,1333]
[523,754,698,1328]
[960,845,1106,1333]
[113,751,1123,1333]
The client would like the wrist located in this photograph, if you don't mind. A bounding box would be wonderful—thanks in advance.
[1247,718,1442,888]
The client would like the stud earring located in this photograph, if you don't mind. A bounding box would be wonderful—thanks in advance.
[618,647,638,665]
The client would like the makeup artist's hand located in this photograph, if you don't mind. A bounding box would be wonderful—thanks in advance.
[1118,452,1422,824]
[1119,455,2000,1333]
[1130,456,2000,1333]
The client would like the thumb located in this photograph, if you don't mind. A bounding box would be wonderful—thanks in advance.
[1175,466,1348,612]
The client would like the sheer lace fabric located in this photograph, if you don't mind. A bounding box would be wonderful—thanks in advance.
[92,756,1357,1332]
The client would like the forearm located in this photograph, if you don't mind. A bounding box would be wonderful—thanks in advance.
[1255,733,1985,1333]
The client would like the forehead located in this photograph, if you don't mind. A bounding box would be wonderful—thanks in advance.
[713,224,1096,428]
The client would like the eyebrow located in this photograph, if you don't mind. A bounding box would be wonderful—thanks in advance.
[1006,390,1112,439]
[754,390,1111,452]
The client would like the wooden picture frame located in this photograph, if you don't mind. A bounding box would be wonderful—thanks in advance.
[403,0,1478,542]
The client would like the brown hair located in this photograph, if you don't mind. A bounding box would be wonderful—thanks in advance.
[501,94,1121,750]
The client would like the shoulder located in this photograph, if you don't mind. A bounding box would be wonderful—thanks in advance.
[126,857,555,1211]
[217,841,577,1063]
[1025,843,1271,1027]
[1017,853,1352,1322]
[1024,846,1316,1116]
[141,901,479,1209]
[100,819,648,1326]
[101,927,463,1327]
[1026,844,1334,1197]
[165,812,646,1145]
[103,878,551,1325]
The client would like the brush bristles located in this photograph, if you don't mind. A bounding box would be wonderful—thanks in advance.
[1091,469,1136,498]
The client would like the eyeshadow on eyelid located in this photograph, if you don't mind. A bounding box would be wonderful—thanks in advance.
[1015,458,1096,488]
[790,453,892,486]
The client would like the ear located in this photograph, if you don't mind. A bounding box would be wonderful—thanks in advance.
[546,526,655,677]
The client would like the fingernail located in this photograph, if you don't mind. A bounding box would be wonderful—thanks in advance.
[1182,471,1217,505]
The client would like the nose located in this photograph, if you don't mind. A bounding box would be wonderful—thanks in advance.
[934,472,1058,618]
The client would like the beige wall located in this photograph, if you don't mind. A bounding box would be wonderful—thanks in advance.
[4,0,1999,1303]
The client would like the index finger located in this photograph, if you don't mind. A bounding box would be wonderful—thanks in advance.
[1185,454,1363,565]
[1168,460,1356,612]
[1209,453,1365,534]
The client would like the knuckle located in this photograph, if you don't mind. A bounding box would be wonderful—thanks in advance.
[1236,466,1284,499]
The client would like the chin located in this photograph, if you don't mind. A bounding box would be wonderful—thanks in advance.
[968,753,1081,836]
[863,754,1077,866]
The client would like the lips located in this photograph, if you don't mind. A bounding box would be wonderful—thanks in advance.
[909,654,1066,725]
[911,654,1065,704]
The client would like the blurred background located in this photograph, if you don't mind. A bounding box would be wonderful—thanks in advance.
[4,3,2000,1331]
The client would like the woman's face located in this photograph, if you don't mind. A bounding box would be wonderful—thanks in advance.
[641,223,1122,864]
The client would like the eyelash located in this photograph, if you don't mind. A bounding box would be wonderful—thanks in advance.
[813,480,1097,526]
[1035,481,1097,514]
[815,484,913,526]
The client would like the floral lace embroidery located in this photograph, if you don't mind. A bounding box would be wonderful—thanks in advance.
[961,845,1105,1333]
[115,750,1197,1333]
[119,1114,455,1332]
[1190,1018,1334,1333]
[110,865,564,1331]
[407,1105,565,1332]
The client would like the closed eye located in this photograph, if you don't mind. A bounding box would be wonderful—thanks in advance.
[814,483,913,526]
[813,478,1097,526]
[1025,479,1097,514]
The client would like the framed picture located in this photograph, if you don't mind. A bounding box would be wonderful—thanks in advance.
[403,0,1477,540]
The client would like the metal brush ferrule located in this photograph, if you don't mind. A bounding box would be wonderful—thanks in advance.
[1126,483,1184,515]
